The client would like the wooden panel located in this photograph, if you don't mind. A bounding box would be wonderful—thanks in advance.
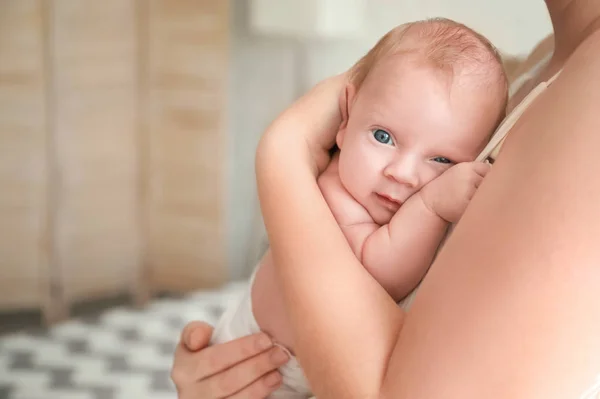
[144,0,228,291]
[0,0,48,310]
[50,0,142,302]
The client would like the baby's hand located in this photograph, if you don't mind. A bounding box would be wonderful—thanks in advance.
[419,162,491,223]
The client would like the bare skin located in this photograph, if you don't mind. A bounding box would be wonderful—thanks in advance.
[170,321,290,399]
[171,1,600,398]
[255,0,600,396]
[252,57,499,352]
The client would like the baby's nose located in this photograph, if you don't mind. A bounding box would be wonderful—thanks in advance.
[383,159,419,188]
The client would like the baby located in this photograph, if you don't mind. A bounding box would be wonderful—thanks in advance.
[212,18,508,398]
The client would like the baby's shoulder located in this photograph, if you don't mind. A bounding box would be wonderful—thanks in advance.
[318,165,374,227]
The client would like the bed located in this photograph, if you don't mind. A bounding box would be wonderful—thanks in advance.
[0,282,245,399]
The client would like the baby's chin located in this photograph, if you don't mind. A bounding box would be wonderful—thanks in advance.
[368,207,395,226]
[374,215,394,226]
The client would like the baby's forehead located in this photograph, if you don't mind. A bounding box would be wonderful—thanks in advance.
[354,69,498,140]
[365,54,500,110]
[359,57,449,100]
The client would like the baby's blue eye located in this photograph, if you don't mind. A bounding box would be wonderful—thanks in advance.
[373,129,392,145]
[432,156,453,164]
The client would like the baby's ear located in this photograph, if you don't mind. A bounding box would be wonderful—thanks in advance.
[336,83,356,149]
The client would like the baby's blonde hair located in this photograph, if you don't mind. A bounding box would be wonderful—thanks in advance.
[350,18,508,120]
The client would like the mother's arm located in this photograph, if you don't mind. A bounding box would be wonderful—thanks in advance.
[257,33,600,399]
[256,72,403,397]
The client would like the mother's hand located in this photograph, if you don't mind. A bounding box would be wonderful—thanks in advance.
[171,321,290,399]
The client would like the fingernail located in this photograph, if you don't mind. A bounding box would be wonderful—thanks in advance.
[271,347,290,365]
[188,329,201,350]
[265,372,282,387]
[256,333,273,350]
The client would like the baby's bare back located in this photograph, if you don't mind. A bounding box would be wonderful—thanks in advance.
[251,250,297,349]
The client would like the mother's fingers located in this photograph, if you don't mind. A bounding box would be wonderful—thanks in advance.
[173,330,275,384]
[227,370,283,399]
[181,321,213,351]
[202,346,290,398]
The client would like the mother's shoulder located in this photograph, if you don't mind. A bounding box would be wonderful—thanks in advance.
[556,28,600,87]
[570,28,600,65]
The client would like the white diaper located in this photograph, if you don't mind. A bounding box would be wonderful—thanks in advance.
[211,270,312,399]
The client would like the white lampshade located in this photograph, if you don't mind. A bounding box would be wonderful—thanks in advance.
[249,0,367,39]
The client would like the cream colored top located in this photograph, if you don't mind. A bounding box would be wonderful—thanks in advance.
[477,56,560,163]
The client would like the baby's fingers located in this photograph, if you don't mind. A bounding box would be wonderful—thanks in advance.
[470,161,492,178]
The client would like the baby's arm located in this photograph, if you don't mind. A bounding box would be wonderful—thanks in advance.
[352,162,491,301]
[350,194,447,301]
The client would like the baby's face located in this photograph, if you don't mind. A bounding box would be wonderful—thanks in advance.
[337,56,502,225]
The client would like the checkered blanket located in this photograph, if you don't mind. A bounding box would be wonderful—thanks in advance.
[0,282,245,399]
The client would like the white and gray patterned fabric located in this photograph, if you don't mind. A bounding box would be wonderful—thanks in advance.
[0,282,246,399]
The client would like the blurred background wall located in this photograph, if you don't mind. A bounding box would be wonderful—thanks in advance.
[0,0,228,322]
[0,0,552,323]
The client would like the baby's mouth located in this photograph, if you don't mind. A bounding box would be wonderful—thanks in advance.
[375,193,402,211]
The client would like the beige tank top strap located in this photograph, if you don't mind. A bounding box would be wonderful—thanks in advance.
[476,68,563,164]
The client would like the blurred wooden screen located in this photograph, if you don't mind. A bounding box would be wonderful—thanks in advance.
[0,0,228,322]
